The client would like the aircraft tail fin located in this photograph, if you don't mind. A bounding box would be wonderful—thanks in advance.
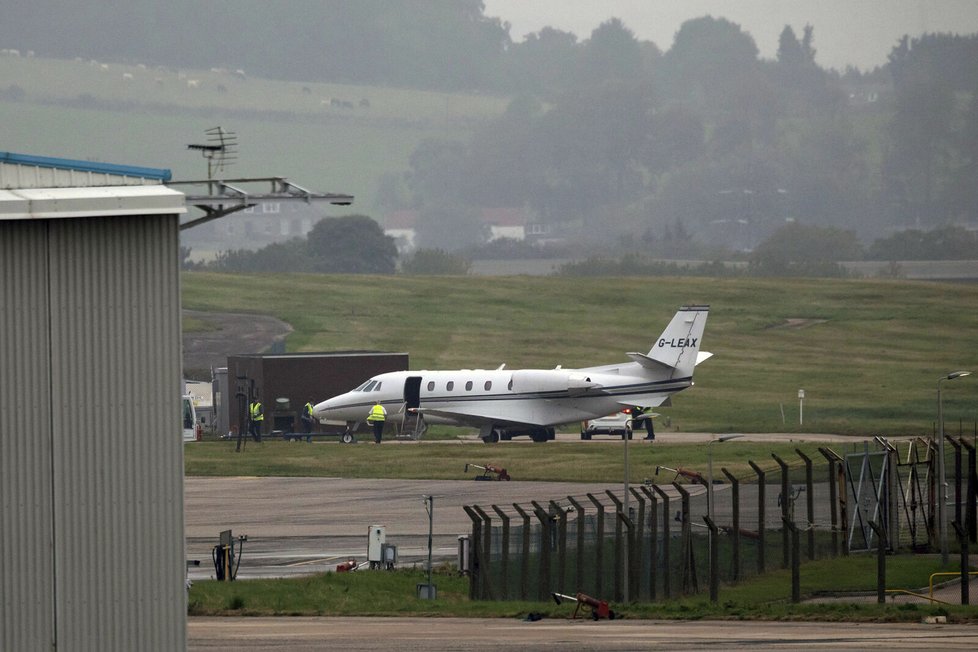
[641,305,709,377]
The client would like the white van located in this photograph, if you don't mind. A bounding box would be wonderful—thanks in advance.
[182,395,201,443]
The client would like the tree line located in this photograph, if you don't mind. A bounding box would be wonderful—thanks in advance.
[7,3,978,253]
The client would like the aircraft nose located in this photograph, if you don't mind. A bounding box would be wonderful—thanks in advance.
[312,398,335,417]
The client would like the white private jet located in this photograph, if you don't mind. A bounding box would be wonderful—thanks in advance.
[314,305,711,443]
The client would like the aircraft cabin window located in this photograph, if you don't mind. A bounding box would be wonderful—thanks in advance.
[363,380,378,392]
[465,381,473,391]
[374,382,382,391]
[484,381,492,391]
[446,381,455,391]
[427,381,435,391]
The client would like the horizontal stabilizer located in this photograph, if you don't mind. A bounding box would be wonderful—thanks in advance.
[696,351,713,366]
[626,351,674,371]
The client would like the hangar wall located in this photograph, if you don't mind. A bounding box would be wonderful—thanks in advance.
[1,215,186,650]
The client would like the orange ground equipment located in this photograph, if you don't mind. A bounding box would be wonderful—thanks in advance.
[551,592,616,620]
[464,462,511,481]
[655,464,708,485]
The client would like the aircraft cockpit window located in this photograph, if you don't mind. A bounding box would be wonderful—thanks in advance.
[427,381,435,391]
[354,380,371,391]
[508,379,513,390]
[484,381,492,391]
[362,380,378,392]
[465,381,473,391]
[446,381,455,391]
[374,382,382,391]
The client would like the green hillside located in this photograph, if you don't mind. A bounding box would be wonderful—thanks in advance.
[182,272,978,436]
[0,55,508,208]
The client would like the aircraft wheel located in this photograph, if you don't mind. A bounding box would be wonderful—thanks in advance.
[341,431,354,444]
[484,430,500,444]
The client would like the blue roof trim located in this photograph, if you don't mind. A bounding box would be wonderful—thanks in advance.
[0,151,172,181]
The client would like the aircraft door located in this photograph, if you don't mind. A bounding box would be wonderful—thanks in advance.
[404,376,422,410]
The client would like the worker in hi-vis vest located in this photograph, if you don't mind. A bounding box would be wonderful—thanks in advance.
[302,401,316,442]
[249,399,264,442]
[366,401,387,444]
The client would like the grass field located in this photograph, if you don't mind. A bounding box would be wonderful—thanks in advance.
[182,272,978,436]
[184,439,832,483]
[0,55,508,208]
[187,556,974,622]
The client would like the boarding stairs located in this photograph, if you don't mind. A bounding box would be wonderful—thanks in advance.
[395,403,426,440]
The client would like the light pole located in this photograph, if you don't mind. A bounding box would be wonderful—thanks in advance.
[937,371,971,565]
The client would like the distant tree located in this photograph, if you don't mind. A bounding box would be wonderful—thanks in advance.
[883,69,955,226]
[948,90,978,222]
[579,19,644,84]
[305,215,397,273]
[749,223,862,276]
[406,138,469,206]
[400,248,471,275]
[660,16,761,111]
[208,239,310,273]
[866,226,978,260]
[414,204,488,251]
[504,27,580,97]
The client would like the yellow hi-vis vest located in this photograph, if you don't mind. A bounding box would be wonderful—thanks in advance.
[367,403,386,422]
[250,402,263,421]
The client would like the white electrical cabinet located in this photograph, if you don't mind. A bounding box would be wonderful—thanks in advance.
[367,525,386,562]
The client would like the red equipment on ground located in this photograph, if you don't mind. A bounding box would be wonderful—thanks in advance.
[551,592,616,620]
[335,559,357,572]
[654,464,707,484]
[464,462,511,481]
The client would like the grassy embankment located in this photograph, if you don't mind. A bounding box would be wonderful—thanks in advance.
[0,54,508,210]
[183,273,978,436]
[188,556,974,622]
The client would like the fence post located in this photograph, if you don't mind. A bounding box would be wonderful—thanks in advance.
[462,505,482,600]
[819,447,843,557]
[651,484,671,599]
[549,500,568,596]
[673,483,698,595]
[566,496,586,593]
[868,519,887,604]
[946,435,963,536]
[512,503,531,601]
[960,438,977,544]
[531,503,552,602]
[721,467,741,582]
[704,514,719,603]
[796,449,816,560]
[472,505,494,600]
[605,490,624,601]
[748,460,766,573]
[491,505,510,600]
[952,521,970,605]
[772,453,791,569]
[783,517,801,603]
[641,486,658,601]
[586,493,605,599]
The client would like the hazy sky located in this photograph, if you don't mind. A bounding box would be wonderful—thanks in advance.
[483,0,978,70]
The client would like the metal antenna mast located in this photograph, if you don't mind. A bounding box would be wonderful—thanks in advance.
[187,126,238,180]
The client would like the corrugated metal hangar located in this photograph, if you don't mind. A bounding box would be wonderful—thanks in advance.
[1,152,188,650]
